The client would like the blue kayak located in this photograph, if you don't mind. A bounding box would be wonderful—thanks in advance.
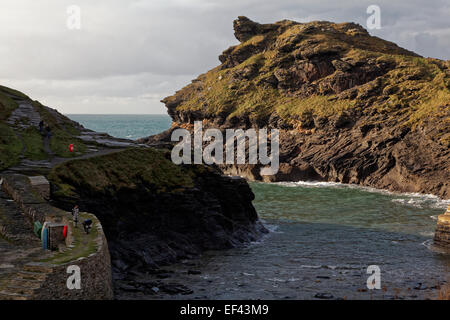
[42,227,48,250]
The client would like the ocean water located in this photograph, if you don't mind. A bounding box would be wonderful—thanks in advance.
[156,182,449,300]
[66,114,172,140]
[64,114,450,299]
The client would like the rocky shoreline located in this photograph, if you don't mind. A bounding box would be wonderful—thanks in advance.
[1,84,269,299]
[141,119,449,200]
[47,148,268,298]
[140,16,450,200]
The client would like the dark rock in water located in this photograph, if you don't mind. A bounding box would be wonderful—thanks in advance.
[48,148,268,296]
[187,270,202,275]
[115,282,140,292]
[413,283,428,290]
[147,268,174,275]
[151,287,159,293]
[159,283,193,295]
[112,259,129,272]
[316,275,331,279]
[314,293,334,299]
[134,279,157,287]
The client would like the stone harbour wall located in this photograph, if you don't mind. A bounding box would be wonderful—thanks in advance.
[434,205,450,249]
[33,216,113,300]
[0,174,113,300]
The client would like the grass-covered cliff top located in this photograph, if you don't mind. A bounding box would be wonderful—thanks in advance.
[0,85,89,171]
[48,148,203,201]
[163,17,450,144]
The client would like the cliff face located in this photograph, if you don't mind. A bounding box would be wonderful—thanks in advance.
[0,85,89,170]
[434,205,450,249]
[143,16,450,199]
[48,148,267,280]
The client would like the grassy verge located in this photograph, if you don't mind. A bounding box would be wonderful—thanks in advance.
[0,85,29,100]
[21,127,47,160]
[39,213,98,265]
[0,123,22,170]
[0,94,18,121]
[33,101,88,157]
[48,148,196,200]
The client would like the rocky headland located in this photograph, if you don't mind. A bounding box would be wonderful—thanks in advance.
[47,148,267,296]
[140,16,450,199]
[0,84,267,298]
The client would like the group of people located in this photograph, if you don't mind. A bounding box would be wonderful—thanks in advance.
[38,120,52,139]
[71,204,93,234]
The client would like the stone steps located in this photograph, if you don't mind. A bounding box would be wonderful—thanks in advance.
[16,271,47,281]
[8,278,42,289]
[3,285,35,296]
[23,263,53,274]
[0,291,30,300]
[0,268,50,299]
[6,102,41,129]
[0,190,37,244]
[0,174,66,300]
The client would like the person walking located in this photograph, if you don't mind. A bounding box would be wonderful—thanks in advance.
[39,120,44,134]
[45,125,52,139]
[72,205,79,228]
[82,219,92,234]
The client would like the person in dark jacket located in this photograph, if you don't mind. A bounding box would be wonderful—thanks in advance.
[39,120,44,134]
[45,125,51,139]
[82,219,92,234]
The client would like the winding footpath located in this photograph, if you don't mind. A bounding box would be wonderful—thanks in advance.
[0,97,144,299]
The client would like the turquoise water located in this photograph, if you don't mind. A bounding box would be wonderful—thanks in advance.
[66,114,172,140]
[64,114,450,299]
[158,182,449,300]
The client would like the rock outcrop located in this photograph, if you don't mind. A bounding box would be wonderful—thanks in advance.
[434,205,450,249]
[140,17,450,199]
[47,148,267,293]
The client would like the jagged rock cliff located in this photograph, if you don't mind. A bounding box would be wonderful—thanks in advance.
[141,17,450,199]
[434,205,450,249]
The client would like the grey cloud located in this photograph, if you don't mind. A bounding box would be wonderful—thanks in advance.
[0,0,448,114]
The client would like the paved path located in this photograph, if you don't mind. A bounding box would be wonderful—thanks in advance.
[6,101,41,130]
[3,99,145,173]
[0,190,49,287]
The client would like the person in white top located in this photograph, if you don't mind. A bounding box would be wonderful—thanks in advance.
[72,204,79,228]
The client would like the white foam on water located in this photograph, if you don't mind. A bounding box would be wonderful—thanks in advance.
[392,197,449,210]
[248,222,280,246]
[422,240,450,254]
[269,180,449,210]
[267,277,287,282]
[419,231,435,237]
[298,265,322,269]
[259,221,283,235]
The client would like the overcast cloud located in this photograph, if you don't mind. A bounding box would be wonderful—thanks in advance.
[0,0,449,114]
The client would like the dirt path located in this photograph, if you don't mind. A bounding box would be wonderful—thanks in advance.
[49,147,128,167]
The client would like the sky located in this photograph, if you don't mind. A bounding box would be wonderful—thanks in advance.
[0,0,449,114]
